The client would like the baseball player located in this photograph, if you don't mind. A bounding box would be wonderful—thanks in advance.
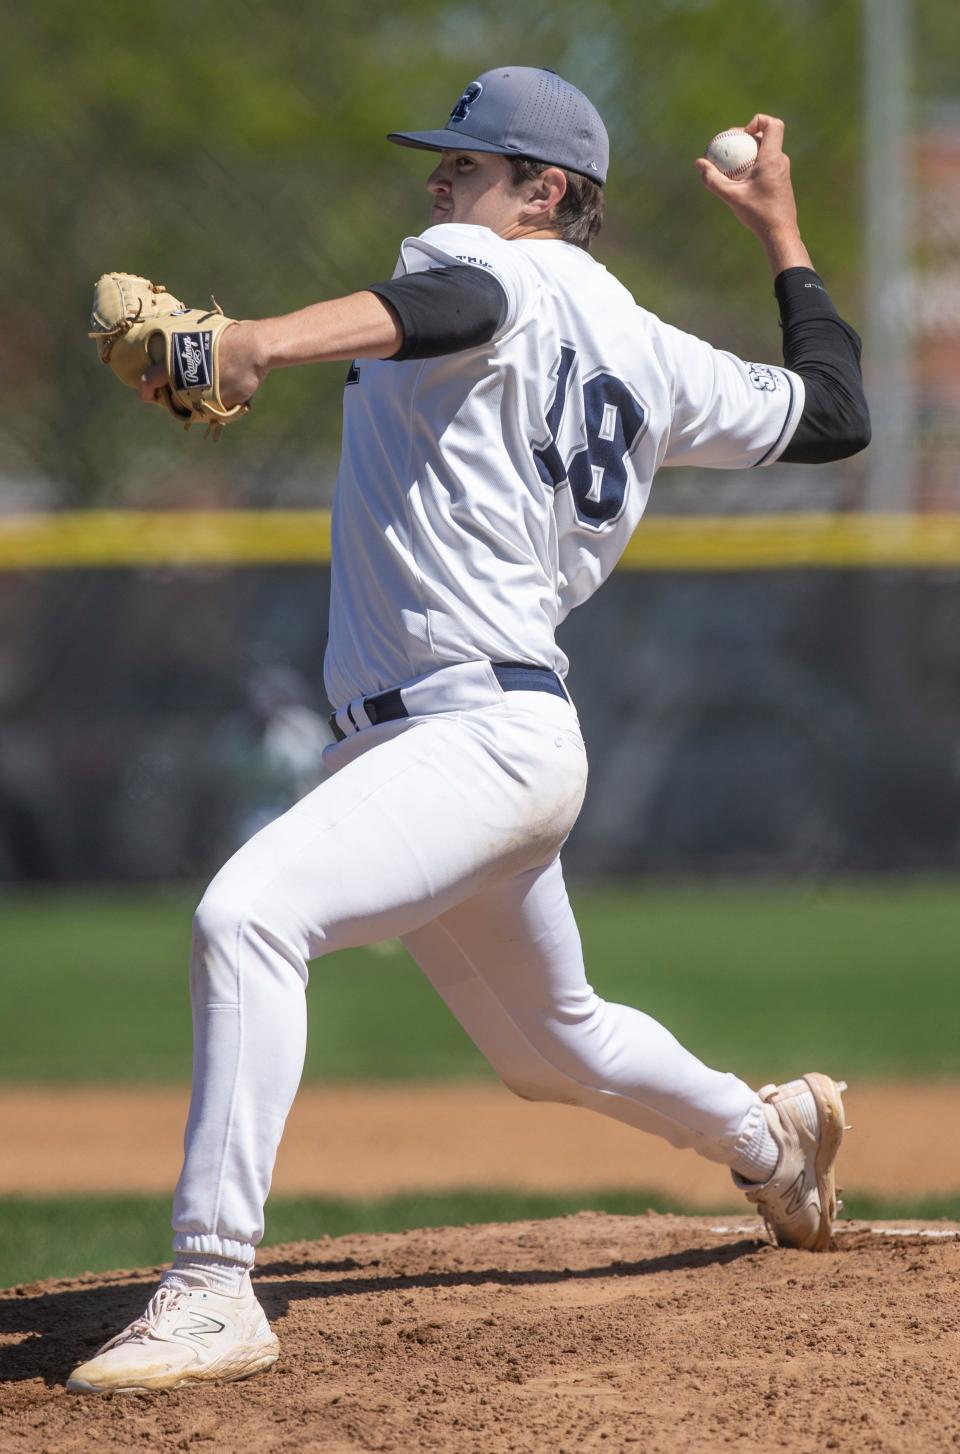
[70,68,869,1393]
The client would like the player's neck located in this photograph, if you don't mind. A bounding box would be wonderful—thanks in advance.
[498,222,564,244]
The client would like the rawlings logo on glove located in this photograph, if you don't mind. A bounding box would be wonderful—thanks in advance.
[88,273,248,440]
[173,334,211,390]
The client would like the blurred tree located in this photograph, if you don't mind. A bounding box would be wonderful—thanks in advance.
[0,0,877,507]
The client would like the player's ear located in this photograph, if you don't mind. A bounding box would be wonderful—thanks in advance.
[523,166,567,220]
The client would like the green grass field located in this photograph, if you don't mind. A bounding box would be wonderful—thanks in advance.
[1,879,958,1083]
[2,879,958,1287]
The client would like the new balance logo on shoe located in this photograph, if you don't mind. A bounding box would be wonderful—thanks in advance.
[782,1169,808,1217]
[173,1312,227,1345]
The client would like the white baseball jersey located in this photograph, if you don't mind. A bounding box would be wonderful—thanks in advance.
[324,223,804,709]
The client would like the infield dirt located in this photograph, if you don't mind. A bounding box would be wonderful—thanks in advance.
[2,1212,958,1453]
[3,1081,960,1201]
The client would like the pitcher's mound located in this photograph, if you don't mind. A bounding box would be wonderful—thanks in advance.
[2,1212,958,1453]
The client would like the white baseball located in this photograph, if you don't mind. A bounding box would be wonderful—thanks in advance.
[706,128,758,179]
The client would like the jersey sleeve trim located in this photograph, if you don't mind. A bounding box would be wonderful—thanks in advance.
[753,368,805,467]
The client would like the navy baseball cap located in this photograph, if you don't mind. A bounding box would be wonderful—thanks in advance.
[388,67,608,185]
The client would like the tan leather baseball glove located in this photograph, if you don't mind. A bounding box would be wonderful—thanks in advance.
[88,273,249,439]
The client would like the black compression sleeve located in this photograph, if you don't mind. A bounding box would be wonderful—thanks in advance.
[368,265,508,361]
[776,267,871,463]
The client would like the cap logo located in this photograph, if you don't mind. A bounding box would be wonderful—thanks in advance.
[448,81,482,126]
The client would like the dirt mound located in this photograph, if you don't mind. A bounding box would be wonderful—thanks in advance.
[2,1212,959,1453]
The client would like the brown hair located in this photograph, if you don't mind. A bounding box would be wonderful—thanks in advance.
[507,157,605,251]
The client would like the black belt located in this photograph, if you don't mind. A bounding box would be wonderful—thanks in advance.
[329,662,566,742]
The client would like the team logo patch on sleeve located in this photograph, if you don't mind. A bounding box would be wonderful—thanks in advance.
[172,331,213,391]
[747,362,780,393]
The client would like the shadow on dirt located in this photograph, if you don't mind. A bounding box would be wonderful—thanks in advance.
[0,1272,158,1388]
[256,1236,762,1285]
[0,1238,765,1387]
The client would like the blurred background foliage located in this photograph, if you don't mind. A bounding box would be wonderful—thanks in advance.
[0,0,910,508]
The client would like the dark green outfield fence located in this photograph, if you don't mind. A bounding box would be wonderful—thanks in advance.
[3,554,958,883]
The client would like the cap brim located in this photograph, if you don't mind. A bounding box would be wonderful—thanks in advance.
[387,129,606,183]
[387,128,519,155]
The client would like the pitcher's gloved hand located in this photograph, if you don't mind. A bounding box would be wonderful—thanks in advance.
[89,273,250,440]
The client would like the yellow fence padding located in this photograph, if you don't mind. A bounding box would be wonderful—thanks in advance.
[2,510,960,571]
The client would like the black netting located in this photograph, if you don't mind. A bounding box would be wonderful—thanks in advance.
[3,565,959,883]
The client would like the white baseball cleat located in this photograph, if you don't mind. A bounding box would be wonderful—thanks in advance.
[66,1279,279,1393]
[733,1072,847,1252]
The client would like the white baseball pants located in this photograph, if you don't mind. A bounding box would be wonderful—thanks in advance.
[172,671,765,1265]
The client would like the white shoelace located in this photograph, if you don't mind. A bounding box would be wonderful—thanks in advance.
[100,1284,186,1351]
